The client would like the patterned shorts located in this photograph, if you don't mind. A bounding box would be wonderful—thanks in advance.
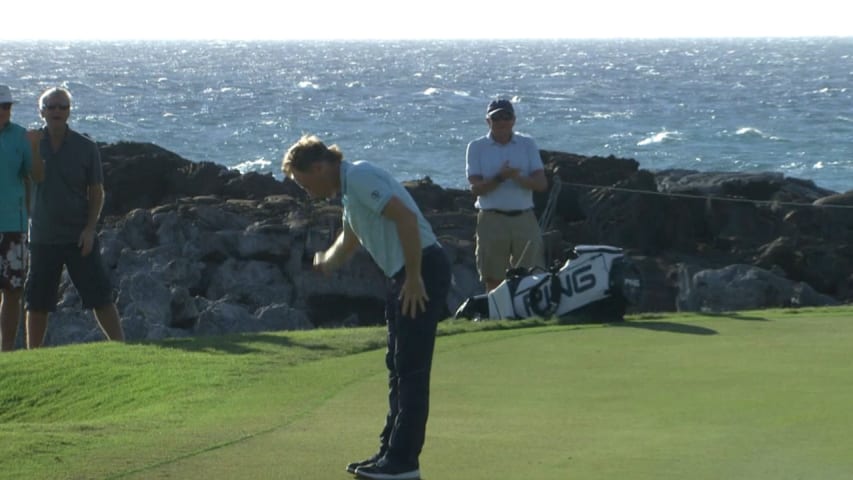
[0,232,28,291]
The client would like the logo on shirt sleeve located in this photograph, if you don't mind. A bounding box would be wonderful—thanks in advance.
[371,190,381,201]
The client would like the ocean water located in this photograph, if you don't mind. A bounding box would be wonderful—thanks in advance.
[2,38,851,193]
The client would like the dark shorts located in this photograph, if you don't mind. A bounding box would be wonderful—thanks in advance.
[0,232,27,291]
[25,240,114,312]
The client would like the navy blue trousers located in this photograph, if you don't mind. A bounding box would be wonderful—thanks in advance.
[378,244,451,467]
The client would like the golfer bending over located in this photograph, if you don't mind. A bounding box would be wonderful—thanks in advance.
[282,135,450,480]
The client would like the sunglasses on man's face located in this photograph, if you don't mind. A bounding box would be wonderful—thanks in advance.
[0,103,12,111]
[42,104,70,111]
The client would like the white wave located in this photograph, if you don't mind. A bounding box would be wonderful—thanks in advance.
[297,81,319,89]
[423,87,440,96]
[584,110,632,120]
[79,113,135,129]
[589,112,613,119]
[735,127,780,140]
[231,158,271,174]
[634,65,660,76]
[735,127,764,136]
[637,130,679,147]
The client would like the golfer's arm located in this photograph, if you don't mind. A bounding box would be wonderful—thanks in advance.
[321,223,360,271]
[382,196,422,280]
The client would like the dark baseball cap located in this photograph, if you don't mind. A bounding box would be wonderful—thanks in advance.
[486,99,514,117]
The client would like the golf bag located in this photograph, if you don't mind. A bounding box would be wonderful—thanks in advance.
[454,245,643,322]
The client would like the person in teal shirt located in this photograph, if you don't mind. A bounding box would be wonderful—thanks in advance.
[0,85,41,351]
[282,134,451,480]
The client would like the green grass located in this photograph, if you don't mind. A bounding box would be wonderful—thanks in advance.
[1,308,852,479]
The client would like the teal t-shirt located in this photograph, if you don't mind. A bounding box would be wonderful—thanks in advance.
[340,161,437,277]
[0,122,33,232]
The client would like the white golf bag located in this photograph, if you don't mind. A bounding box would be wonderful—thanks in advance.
[455,245,643,321]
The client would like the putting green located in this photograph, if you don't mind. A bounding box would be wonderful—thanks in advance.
[120,315,853,480]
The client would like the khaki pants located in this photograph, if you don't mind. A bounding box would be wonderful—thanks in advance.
[475,209,544,283]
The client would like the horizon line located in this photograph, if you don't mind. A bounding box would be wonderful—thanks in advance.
[2,35,852,43]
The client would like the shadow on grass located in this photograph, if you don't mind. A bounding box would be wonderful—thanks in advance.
[634,311,770,323]
[704,312,771,322]
[607,309,776,335]
[135,332,336,355]
[610,321,718,335]
[554,312,718,335]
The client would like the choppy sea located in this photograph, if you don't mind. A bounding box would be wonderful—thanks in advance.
[2,38,851,192]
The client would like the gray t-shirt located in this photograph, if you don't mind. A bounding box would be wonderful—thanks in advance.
[30,127,103,244]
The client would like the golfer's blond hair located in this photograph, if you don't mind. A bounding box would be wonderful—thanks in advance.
[281,134,343,177]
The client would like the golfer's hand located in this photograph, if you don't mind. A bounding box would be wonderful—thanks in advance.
[399,275,428,318]
[313,250,341,275]
[78,227,96,256]
[312,251,329,274]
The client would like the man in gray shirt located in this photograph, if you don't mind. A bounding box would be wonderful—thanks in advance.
[466,99,548,292]
[25,87,123,348]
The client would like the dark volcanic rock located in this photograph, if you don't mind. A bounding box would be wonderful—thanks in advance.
[100,142,306,215]
[38,142,851,346]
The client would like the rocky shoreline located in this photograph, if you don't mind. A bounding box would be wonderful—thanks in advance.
[37,141,853,346]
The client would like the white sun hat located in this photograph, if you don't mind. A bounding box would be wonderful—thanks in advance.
[0,85,16,104]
